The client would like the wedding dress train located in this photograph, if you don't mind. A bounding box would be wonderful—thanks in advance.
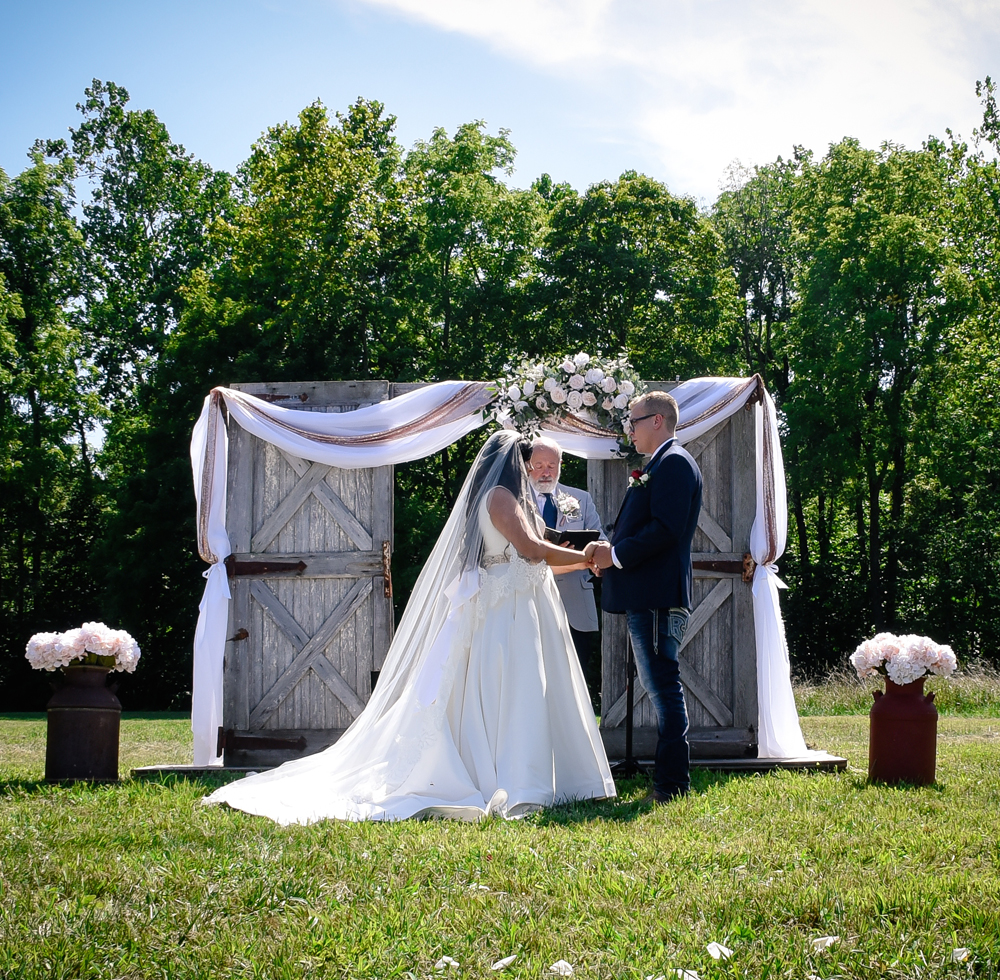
[205,493,615,823]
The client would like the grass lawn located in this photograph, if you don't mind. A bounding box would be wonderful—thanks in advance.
[1,710,999,979]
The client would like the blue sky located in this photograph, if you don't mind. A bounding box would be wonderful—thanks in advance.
[3,0,998,204]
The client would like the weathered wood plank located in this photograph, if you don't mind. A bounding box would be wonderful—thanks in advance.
[682,420,725,465]
[311,654,367,718]
[278,450,374,551]
[227,421,254,554]
[249,580,312,651]
[603,648,734,728]
[696,508,733,553]
[249,578,373,727]
[224,578,251,731]
[730,404,758,731]
[231,380,390,408]
[678,657,734,727]
[680,577,733,651]
[251,462,331,552]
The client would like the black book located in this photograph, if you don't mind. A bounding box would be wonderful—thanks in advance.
[543,528,600,550]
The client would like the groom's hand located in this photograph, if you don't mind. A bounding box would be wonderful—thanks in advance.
[586,541,614,569]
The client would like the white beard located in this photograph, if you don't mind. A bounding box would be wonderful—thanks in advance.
[531,477,558,494]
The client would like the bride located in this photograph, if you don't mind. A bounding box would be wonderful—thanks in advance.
[205,430,616,823]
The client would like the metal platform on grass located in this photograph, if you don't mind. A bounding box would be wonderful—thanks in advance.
[132,752,847,780]
[131,765,259,779]
[615,752,847,774]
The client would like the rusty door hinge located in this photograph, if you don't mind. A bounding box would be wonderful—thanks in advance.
[382,540,393,598]
[225,555,307,577]
[691,553,756,584]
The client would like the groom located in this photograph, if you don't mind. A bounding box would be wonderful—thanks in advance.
[586,391,702,802]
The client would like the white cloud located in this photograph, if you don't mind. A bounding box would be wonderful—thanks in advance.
[350,0,999,198]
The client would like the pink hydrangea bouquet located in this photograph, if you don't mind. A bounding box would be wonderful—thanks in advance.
[850,632,956,686]
[25,622,141,674]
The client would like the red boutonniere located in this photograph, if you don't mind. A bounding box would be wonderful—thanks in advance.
[628,469,650,489]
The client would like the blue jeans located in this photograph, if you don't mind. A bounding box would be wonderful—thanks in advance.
[626,608,690,796]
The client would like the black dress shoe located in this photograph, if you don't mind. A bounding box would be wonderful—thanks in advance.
[643,787,688,804]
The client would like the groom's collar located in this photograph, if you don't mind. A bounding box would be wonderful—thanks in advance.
[644,437,676,470]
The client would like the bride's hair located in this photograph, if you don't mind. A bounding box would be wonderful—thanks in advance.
[462,430,533,570]
[467,431,532,505]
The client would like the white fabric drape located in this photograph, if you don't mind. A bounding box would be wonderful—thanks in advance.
[189,381,494,764]
[189,375,807,764]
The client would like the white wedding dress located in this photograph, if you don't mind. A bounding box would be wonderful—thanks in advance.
[205,494,615,823]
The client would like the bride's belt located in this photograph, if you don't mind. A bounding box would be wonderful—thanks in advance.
[477,554,550,609]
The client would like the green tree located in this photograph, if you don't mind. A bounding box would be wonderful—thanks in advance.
[404,122,543,380]
[173,98,414,387]
[71,80,232,405]
[540,171,742,379]
[0,152,104,706]
[784,138,972,642]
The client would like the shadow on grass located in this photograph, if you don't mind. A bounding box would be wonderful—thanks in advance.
[527,769,742,826]
[0,772,236,797]
[855,774,948,793]
[0,777,50,794]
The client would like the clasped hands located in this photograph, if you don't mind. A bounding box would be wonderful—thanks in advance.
[582,540,614,574]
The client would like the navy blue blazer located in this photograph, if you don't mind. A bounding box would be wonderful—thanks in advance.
[601,439,703,613]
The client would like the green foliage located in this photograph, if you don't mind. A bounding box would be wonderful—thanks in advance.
[4,79,1000,704]
[542,171,742,379]
[716,125,1000,675]
[0,151,107,708]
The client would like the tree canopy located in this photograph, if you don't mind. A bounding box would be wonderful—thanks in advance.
[2,79,999,707]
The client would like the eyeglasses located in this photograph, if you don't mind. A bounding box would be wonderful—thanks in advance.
[624,412,659,434]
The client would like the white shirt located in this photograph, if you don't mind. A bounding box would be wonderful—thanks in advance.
[532,486,556,519]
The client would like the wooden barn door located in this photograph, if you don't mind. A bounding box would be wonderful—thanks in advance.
[593,391,759,760]
[220,381,393,767]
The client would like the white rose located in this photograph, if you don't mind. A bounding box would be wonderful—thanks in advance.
[613,393,629,409]
[550,386,568,404]
[602,396,615,410]
[601,377,618,393]
[585,368,604,384]
[568,374,586,390]
[582,391,597,406]
[566,390,584,410]
[560,359,576,374]
[574,352,590,367]
[619,380,635,396]
[535,395,549,411]
[522,380,536,396]
[502,417,516,430]
[543,377,557,391]
[507,384,521,402]
[514,400,528,411]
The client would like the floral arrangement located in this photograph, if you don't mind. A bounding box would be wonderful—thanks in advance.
[850,632,957,686]
[554,490,581,520]
[491,352,645,447]
[25,622,142,674]
[628,468,650,489]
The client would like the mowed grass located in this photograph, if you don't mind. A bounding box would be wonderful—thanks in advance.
[2,710,1000,979]
[794,664,1000,717]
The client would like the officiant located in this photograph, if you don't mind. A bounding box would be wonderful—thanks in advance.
[528,437,606,708]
